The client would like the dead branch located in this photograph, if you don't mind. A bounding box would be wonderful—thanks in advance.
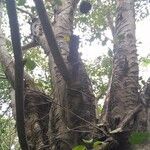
[110,104,143,134]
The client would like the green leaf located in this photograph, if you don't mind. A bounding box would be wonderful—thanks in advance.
[93,141,103,147]
[25,58,37,71]
[80,17,87,22]
[17,0,26,6]
[140,57,150,67]
[54,0,62,6]
[93,141,103,150]
[72,145,87,150]
[129,132,150,145]
[83,139,93,144]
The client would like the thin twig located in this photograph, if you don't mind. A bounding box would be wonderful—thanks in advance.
[0,104,11,118]
[17,7,34,18]
[27,89,109,137]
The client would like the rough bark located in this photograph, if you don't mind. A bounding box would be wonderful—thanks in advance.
[31,0,96,149]
[2,0,149,149]
[49,1,96,148]
[0,0,96,149]
[0,29,51,149]
[134,78,150,150]
[101,0,140,149]
[0,2,52,149]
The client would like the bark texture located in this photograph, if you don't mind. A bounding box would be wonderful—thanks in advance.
[31,0,96,149]
[101,0,140,149]
[1,0,150,149]
[49,1,96,148]
[0,2,52,149]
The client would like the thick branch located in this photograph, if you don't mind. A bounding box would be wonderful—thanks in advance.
[118,104,142,129]
[33,0,71,84]
[6,0,28,149]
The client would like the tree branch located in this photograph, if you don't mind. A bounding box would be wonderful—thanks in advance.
[17,7,34,18]
[22,40,39,54]
[110,104,143,134]
[33,0,71,84]
[6,0,29,149]
[106,13,115,37]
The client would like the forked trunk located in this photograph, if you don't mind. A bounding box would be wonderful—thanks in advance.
[31,1,96,149]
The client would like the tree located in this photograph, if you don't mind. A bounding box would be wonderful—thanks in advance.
[0,0,149,150]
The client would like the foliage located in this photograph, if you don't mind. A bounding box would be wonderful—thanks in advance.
[0,65,19,149]
[135,0,150,21]
[73,145,87,150]
[24,47,52,93]
[129,132,150,145]
[17,0,26,6]
[140,55,150,67]
[75,0,116,44]
[0,0,150,148]
[0,65,11,105]
[93,141,104,150]
[0,117,19,150]
[72,140,106,150]
[85,51,113,100]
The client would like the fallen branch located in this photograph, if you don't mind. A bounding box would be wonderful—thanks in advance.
[110,104,143,134]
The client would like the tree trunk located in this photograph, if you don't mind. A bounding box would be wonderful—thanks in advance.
[101,0,141,149]
[31,0,96,149]
[1,0,150,149]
